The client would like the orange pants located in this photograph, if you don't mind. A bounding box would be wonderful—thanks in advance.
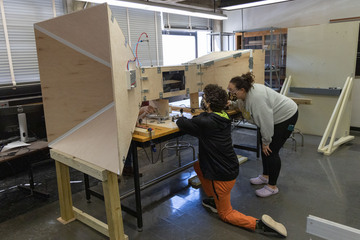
[194,161,257,230]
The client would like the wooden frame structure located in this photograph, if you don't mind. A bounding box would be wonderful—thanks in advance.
[318,77,355,155]
[52,149,127,240]
[34,3,265,239]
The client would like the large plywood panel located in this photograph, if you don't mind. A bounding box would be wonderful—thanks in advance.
[287,22,358,136]
[35,29,113,142]
[187,50,250,64]
[50,106,120,174]
[108,6,142,170]
[202,50,264,89]
[35,4,111,64]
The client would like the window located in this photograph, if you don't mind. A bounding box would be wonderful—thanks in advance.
[162,30,211,66]
[162,31,197,66]
[0,0,65,86]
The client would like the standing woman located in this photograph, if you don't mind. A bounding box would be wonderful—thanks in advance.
[228,72,298,197]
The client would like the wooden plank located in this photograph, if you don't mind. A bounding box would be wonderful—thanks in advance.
[108,4,142,175]
[35,28,113,142]
[252,49,265,84]
[73,207,109,237]
[132,125,180,143]
[103,171,125,240]
[190,92,199,109]
[50,106,120,175]
[55,161,75,223]
[35,4,111,64]
[134,127,155,137]
[307,215,360,240]
[51,149,107,181]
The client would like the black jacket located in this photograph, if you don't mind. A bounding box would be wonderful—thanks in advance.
[176,112,239,181]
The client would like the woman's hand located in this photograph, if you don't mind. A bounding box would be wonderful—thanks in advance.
[262,144,272,156]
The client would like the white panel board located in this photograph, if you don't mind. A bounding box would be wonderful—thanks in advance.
[287,22,359,136]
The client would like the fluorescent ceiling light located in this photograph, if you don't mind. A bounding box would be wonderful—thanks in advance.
[221,0,292,10]
[78,0,228,20]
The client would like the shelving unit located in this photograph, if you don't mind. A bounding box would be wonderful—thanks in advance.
[235,28,287,89]
[208,32,235,52]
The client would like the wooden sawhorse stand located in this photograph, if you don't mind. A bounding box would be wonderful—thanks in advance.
[50,149,128,240]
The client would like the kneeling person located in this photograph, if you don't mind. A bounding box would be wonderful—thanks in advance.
[176,84,287,237]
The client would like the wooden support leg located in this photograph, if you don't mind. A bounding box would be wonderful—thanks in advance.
[103,171,126,240]
[55,161,75,224]
[190,92,199,110]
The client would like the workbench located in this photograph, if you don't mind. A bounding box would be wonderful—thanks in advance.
[84,123,196,231]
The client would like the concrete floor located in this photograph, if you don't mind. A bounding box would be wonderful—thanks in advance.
[1,129,360,240]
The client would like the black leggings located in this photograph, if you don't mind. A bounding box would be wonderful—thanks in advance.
[260,111,298,186]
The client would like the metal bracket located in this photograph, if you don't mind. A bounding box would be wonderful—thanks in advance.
[141,89,149,93]
[122,156,126,163]
[143,96,147,101]
[233,53,242,59]
[249,57,254,70]
[111,15,114,23]
[159,92,163,99]
[197,72,204,75]
[197,82,203,86]
[140,77,148,81]
[186,88,190,94]
[157,67,161,74]
[185,65,188,71]
[204,61,214,67]
[142,68,145,73]
[197,64,201,69]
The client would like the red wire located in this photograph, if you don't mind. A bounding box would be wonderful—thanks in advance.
[135,32,148,66]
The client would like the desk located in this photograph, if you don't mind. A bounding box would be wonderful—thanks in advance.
[0,140,50,197]
[0,140,48,163]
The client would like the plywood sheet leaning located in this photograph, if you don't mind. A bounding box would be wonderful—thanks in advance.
[35,4,142,174]
[286,22,358,137]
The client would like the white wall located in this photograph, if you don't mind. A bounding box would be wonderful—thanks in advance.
[223,0,360,128]
[223,0,360,32]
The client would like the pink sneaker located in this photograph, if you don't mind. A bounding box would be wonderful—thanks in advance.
[255,185,279,197]
[250,175,269,185]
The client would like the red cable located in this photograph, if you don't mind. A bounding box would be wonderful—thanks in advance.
[135,32,148,66]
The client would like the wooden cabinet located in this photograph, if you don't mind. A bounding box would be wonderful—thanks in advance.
[235,28,287,89]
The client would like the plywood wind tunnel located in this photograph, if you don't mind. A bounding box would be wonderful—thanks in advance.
[35,3,264,174]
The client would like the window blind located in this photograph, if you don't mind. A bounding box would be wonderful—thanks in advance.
[109,6,163,67]
[0,0,65,86]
